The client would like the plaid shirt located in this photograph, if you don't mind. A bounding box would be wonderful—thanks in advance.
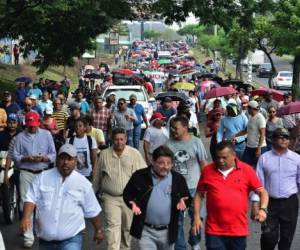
[90,107,111,131]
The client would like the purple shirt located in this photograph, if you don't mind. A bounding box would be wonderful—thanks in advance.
[15,88,27,104]
[256,149,300,199]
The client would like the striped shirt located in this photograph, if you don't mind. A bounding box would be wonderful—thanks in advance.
[93,146,147,195]
[52,110,68,131]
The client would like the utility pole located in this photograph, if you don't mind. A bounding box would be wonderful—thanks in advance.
[141,19,145,41]
[247,52,253,84]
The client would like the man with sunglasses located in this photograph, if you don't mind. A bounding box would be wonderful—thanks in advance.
[17,97,36,128]
[252,128,300,250]
[128,94,148,149]
[111,98,137,147]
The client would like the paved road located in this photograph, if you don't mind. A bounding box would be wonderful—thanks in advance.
[1,55,298,249]
[252,54,293,88]
[2,128,300,249]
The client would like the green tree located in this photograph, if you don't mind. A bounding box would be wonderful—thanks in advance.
[273,0,300,97]
[0,0,132,72]
[144,29,162,40]
[252,16,277,74]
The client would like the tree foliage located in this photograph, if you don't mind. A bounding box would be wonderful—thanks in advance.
[273,0,300,97]
[144,29,162,40]
[0,0,132,72]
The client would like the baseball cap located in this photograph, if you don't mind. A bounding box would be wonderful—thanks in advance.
[69,102,80,110]
[248,100,259,109]
[25,111,40,126]
[29,94,37,100]
[3,91,11,96]
[253,95,260,101]
[58,143,77,157]
[109,92,116,96]
[151,112,165,121]
[44,107,53,115]
[272,128,290,138]
[163,97,172,102]
[129,94,137,100]
[8,113,18,122]
[284,92,292,98]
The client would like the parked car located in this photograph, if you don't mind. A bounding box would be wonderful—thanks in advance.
[0,151,17,224]
[257,63,274,78]
[102,85,154,129]
[272,71,293,90]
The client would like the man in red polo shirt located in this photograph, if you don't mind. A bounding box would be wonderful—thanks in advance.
[192,141,269,250]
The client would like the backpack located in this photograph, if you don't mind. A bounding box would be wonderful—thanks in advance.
[69,135,93,162]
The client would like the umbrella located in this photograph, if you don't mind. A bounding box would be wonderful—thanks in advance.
[155,91,189,102]
[250,87,284,102]
[158,59,172,65]
[15,76,32,83]
[201,80,216,92]
[222,79,254,90]
[84,73,101,79]
[173,82,195,91]
[205,86,237,99]
[84,65,94,70]
[118,69,135,75]
[277,101,300,116]
[169,69,179,76]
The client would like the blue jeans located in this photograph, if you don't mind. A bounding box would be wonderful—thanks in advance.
[206,234,246,250]
[175,188,202,250]
[133,124,142,149]
[235,141,246,160]
[126,129,133,147]
[242,146,268,168]
[39,233,82,250]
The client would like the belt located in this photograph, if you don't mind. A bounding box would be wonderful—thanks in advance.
[144,222,168,230]
[19,167,52,174]
[270,193,297,201]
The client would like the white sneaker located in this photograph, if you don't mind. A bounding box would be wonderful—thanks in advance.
[191,245,201,250]
[23,241,33,249]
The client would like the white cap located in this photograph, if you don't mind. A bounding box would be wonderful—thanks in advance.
[109,92,117,96]
[44,107,53,115]
[248,100,259,109]
[58,144,77,157]
[29,94,37,100]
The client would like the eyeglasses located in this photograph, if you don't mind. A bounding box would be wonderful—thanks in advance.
[276,136,289,140]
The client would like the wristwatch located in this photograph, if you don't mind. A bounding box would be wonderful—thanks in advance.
[259,207,268,214]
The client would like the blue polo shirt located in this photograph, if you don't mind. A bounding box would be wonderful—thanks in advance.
[128,103,145,126]
[145,170,172,226]
[0,102,20,115]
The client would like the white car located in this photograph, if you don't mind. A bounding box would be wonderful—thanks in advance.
[101,85,154,129]
[272,71,293,90]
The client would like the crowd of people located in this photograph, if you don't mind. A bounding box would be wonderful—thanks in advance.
[0,40,300,250]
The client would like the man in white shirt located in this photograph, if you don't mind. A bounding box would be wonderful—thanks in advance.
[235,100,267,167]
[143,112,169,165]
[20,144,104,249]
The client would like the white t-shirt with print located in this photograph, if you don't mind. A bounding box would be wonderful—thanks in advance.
[66,135,97,176]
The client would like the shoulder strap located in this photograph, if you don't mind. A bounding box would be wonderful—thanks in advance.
[69,136,75,145]
[87,135,93,151]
